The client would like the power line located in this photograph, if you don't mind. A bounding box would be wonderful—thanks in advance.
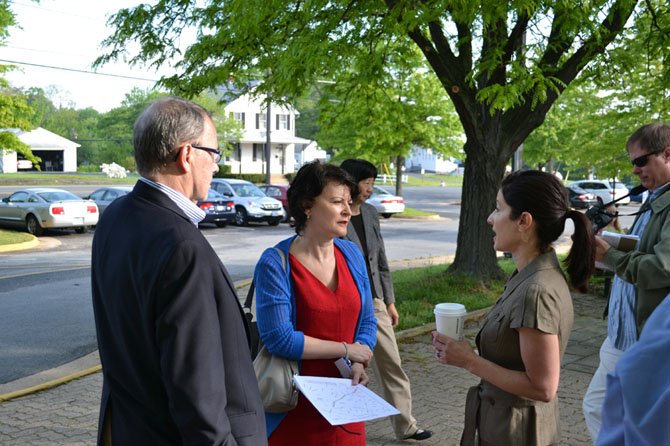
[0,58,159,82]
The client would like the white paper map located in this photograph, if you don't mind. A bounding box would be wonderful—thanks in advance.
[293,375,400,426]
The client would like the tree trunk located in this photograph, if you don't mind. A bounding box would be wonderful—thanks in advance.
[448,139,507,280]
[395,155,404,197]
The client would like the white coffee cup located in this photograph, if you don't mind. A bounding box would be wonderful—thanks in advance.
[434,303,467,340]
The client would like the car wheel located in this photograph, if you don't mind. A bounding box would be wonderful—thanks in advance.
[26,215,44,236]
[268,219,280,226]
[382,213,392,219]
[75,226,88,234]
[597,197,604,205]
[215,221,227,228]
[235,207,248,226]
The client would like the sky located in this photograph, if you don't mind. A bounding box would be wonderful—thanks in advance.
[1,0,181,112]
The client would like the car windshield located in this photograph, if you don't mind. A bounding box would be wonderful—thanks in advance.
[37,191,83,202]
[231,183,265,197]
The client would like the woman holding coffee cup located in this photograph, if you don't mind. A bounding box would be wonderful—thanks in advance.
[432,170,595,445]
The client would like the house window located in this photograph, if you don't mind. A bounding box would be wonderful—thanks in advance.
[277,114,290,130]
[255,113,267,130]
[253,143,265,161]
[232,112,245,128]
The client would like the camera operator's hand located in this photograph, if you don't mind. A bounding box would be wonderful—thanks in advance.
[595,236,612,261]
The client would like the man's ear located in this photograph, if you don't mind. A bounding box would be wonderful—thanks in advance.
[174,145,192,173]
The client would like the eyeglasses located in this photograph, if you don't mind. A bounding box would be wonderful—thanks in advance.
[173,144,222,163]
[631,150,662,168]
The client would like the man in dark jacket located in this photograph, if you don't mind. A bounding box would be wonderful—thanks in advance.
[91,97,266,445]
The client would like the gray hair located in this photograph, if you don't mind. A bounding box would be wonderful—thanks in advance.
[133,97,211,176]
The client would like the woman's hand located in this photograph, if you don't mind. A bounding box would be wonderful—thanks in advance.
[432,331,476,369]
[351,362,368,385]
[346,342,373,366]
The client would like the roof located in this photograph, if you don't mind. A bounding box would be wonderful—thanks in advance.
[3,127,80,149]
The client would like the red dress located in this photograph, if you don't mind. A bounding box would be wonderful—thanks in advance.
[269,246,365,446]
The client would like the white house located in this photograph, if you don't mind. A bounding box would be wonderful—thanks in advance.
[221,92,311,179]
[405,146,459,174]
[294,140,328,169]
[0,127,79,173]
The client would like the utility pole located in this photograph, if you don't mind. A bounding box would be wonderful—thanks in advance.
[265,99,271,184]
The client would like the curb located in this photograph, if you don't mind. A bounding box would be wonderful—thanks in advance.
[0,277,256,403]
[0,235,39,253]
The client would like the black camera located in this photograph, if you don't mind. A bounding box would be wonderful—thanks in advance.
[586,204,615,233]
[585,184,646,233]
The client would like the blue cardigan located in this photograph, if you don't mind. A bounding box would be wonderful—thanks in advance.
[253,235,377,435]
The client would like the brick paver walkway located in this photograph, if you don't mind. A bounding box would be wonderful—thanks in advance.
[0,290,606,445]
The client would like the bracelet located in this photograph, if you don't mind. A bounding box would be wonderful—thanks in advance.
[342,342,349,360]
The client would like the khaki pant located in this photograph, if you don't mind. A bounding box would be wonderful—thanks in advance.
[370,298,418,439]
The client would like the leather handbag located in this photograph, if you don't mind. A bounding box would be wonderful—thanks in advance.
[249,247,299,412]
[253,344,299,412]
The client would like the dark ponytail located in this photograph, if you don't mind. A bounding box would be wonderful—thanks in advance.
[502,170,595,292]
[563,209,595,293]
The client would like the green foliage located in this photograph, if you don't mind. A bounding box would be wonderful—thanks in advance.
[90,0,655,279]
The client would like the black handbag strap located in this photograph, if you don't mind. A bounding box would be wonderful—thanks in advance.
[244,247,286,310]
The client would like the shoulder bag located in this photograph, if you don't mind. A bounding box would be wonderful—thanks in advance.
[246,247,299,412]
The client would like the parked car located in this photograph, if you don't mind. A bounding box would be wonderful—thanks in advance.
[0,188,99,236]
[368,185,405,218]
[626,183,648,203]
[86,186,133,215]
[196,189,235,227]
[210,178,285,226]
[570,180,630,205]
[566,184,599,209]
[258,184,290,221]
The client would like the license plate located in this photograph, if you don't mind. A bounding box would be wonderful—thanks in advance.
[271,211,279,216]
[215,206,224,211]
[73,217,84,225]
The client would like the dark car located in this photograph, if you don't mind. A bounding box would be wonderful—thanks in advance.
[258,184,289,221]
[626,183,648,203]
[196,189,235,228]
[566,184,599,209]
[86,186,133,215]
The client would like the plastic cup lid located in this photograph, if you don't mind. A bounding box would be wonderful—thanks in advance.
[434,302,466,315]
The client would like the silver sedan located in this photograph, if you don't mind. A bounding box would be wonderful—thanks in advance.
[0,187,99,235]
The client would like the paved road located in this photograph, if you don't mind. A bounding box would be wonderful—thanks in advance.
[0,217,459,384]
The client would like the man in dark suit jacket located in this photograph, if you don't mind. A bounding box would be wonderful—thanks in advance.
[91,97,266,445]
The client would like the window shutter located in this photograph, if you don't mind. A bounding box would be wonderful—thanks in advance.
[276,115,279,130]
[256,113,259,129]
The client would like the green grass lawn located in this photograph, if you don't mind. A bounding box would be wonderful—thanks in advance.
[395,207,436,218]
[392,258,516,331]
[0,229,33,245]
[0,172,138,185]
[377,173,464,187]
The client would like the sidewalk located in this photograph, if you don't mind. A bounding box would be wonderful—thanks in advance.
[0,254,606,445]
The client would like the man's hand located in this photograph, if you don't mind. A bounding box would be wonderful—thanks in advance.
[595,235,612,262]
[386,303,400,327]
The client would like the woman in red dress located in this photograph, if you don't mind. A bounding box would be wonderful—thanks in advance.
[254,161,377,445]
